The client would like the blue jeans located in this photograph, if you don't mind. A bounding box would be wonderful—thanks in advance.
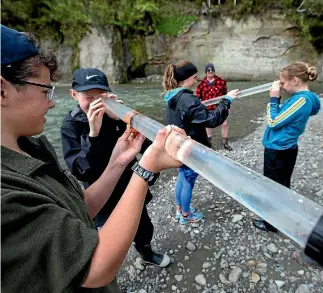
[175,166,198,213]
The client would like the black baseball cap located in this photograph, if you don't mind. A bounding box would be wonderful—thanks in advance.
[205,63,215,73]
[1,25,40,66]
[72,68,111,92]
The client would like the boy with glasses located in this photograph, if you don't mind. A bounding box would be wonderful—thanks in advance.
[1,25,182,293]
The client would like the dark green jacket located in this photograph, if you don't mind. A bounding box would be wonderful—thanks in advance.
[1,136,120,293]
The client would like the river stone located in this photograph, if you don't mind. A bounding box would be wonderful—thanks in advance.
[274,280,285,289]
[219,273,228,284]
[202,262,212,269]
[228,267,242,283]
[195,274,206,286]
[267,243,278,253]
[232,214,243,223]
[134,258,145,271]
[251,272,260,283]
[186,241,197,251]
[247,260,257,268]
[295,284,310,293]
[214,250,223,259]
[174,275,183,282]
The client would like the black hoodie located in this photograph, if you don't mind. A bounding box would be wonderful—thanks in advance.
[165,89,231,147]
[60,106,152,216]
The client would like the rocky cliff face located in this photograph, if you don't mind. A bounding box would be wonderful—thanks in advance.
[78,27,127,83]
[52,15,322,83]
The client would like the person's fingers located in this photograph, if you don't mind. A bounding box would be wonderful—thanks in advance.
[165,129,186,159]
[132,132,145,147]
[171,125,186,136]
[89,108,104,120]
[87,107,94,119]
[152,126,171,149]
[90,97,104,105]
[88,103,105,118]
[98,108,105,118]
[177,138,194,162]
[271,81,280,91]
[90,101,105,111]
[107,93,118,100]
[116,99,124,104]
[127,133,135,143]
[100,93,118,100]
[119,125,133,141]
[227,89,239,98]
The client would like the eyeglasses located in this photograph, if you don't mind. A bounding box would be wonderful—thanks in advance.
[207,68,215,73]
[18,80,55,101]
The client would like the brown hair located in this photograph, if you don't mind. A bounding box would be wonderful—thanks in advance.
[162,60,195,92]
[280,61,317,82]
[1,32,60,88]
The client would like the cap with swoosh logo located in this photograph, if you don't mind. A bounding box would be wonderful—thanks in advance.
[72,68,111,92]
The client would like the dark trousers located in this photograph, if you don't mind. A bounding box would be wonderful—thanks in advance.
[263,147,298,188]
[94,205,154,249]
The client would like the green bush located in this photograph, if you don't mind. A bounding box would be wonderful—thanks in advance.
[156,15,198,36]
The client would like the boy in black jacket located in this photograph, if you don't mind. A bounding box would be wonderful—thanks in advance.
[61,68,170,267]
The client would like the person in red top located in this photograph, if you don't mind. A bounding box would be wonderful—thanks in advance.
[196,63,233,150]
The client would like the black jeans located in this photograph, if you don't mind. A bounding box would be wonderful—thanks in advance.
[94,205,154,249]
[263,147,298,188]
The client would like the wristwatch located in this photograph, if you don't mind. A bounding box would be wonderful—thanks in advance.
[131,162,160,186]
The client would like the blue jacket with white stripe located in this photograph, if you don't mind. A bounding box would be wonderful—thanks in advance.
[263,91,320,150]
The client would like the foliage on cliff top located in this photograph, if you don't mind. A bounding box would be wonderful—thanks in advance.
[209,0,323,52]
[156,15,198,36]
[2,0,322,52]
[1,0,160,44]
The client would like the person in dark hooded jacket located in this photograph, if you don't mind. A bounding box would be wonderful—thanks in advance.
[61,68,171,268]
[162,60,239,225]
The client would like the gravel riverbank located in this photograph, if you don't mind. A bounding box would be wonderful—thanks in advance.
[118,99,323,293]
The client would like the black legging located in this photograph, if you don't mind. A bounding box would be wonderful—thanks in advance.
[263,147,298,188]
[133,205,154,249]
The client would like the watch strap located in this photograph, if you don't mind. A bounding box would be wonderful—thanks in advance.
[131,162,160,186]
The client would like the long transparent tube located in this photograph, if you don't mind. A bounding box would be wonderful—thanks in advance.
[203,82,273,107]
[103,99,323,247]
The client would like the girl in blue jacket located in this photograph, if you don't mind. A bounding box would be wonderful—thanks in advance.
[254,61,321,232]
[162,60,239,224]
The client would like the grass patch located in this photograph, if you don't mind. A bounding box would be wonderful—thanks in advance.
[156,15,198,36]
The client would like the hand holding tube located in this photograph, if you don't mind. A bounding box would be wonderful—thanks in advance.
[139,125,185,173]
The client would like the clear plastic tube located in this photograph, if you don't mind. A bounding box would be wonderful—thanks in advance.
[203,82,273,107]
[103,99,323,247]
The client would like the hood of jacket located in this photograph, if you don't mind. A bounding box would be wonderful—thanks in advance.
[292,91,321,116]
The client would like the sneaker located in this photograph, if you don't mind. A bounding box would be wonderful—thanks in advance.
[179,211,204,225]
[253,219,278,232]
[175,207,196,221]
[138,244,171,268]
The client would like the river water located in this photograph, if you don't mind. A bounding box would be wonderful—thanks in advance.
[44,81,323,167]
